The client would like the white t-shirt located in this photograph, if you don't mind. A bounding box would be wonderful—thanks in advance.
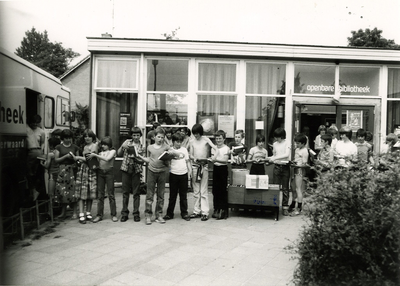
[170,147,189,175]
[335,140,358,157]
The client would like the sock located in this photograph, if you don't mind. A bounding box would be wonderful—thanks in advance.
[289,201,296,209]
[298,203,303,211]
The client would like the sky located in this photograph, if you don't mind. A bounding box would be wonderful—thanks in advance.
[1,0,400,66]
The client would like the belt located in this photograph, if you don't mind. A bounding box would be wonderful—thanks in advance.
[28,148,41,150]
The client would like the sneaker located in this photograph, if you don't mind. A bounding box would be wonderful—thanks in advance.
[201,215,209,221]
[145,217,152,225]
[282,209,289,216]
[163,214,173,220]
[190,213,201,219]
[155,216,166,224]
[93,216,102,223]
[112,216,118,222]
[290,209,301,216]
[182,215,191,221]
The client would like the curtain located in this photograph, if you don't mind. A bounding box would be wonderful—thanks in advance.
[96,60,137,89]
[198,63,236,92]
[96,93,137,148]
[387,69,400,133]
[246,63,285,95]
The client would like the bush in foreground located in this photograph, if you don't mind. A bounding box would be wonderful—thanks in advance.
[288,152,400,286]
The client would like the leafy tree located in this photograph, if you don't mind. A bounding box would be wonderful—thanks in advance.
[15,27,80,77]
[161,27,180,40]
[347,27,400,49]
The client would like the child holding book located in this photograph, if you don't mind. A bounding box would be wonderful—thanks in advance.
[40,137,61,198]
[229,129,247,169]
[247,134,268,175]
[89,137,118,223]
[74,129,99,224]
[289,133,309,216]
[163,133,192,221]
[189,123,218,221]
[118,127,145,222]
[137,127,174,225]
[210,130,230,220]
[267,128,291,216]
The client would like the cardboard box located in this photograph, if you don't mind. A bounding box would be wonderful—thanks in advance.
[244,187,280,207]
[231,169,249,186]
[245,175,269,189]
[227,186,245,204]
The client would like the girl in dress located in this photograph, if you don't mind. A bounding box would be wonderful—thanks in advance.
[74,130,99,224]
[54,129,79,219]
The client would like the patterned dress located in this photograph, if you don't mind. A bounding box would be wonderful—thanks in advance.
[55,144,79,204]
[75,143,98,200]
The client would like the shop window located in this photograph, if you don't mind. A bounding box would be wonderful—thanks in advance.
[245,96,285,153]
[197,94,237,138]
[96,92,138,149]
[147,60,188,92]
[96,59,138,89]
[246,63,286,95]
[198,63,236,92]
[387,101,400,134]
[56,97,69,126]
[147,93,188,125]
[294,64,335,95]
[339,66,379,96]
[388,68,400,98]
[44,96,54,128]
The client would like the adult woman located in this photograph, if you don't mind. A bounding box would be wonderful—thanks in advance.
[54,129,79,219]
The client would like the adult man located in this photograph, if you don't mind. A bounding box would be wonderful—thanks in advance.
[26,114,45,201]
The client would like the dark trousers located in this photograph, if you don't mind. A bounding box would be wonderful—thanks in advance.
[212,165,228,210]
[97,168,116,217]
[166,173,189,217]
[121,171,141,216]
[273,165,290,207]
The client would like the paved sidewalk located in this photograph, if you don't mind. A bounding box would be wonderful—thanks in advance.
[1,189,306,286]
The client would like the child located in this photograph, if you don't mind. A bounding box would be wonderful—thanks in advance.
[229,129,247,169]
[164,127,173,147]
[179,127,192,152]
[89,137,118,223]
[247,134,268,175]
[267,128,291,216]
[163,133,192,221]
[54,129,79,219]
[327,126,338,151]
[335,126,358,167]
[316,134,334,171]
[74,129,99,224]
[41,137,61,198]
[189,123,218,221]
[314,125,326,154]
[289,133,309,216]
[210,130,230,220]
[137,127,173,225]
[118,127,145,222]
[355,128,374,166]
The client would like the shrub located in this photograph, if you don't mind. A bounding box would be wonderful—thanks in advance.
[288,152,400,286]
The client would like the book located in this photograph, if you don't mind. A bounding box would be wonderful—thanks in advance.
[232,145,246,154]
[158,151,175,161]
[37,156,46,161]
[127,145,138,157]
[86,157,100,170]
[196,158,211,164]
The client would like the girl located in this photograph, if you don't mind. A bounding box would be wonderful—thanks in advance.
[247,134,268,175]
[89,137,117,223]
[41,137,61,198]
[74,130,99,224]
[316,134,334,171]
[54,129,79,219]
[314,125,326,154]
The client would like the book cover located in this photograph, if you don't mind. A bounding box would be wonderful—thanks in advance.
[127,145,137,157]
[86,157,100,170]
[158,151,175,161]
[232,145,245,154]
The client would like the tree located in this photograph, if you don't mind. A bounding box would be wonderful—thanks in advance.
[347,27,400,49]
[161,27,180,40]
[15,27,80,78]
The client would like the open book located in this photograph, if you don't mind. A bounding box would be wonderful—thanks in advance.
[158,151,175,161]
[232,145,246,154]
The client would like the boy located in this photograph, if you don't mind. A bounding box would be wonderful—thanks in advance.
[164,127,173,147]
[210,130,230,220]
[355,128,374,166]
[229,129,247,169]
[163,133,192,221]
[138,127,173,225]
[267,128,291,216]
[189,124,218,221]
[289,133,309,216]
[118,127,145,222]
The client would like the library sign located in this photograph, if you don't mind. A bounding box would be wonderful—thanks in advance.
[306,84,371,94]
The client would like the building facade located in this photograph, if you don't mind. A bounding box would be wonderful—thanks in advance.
[87,38,400,153]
